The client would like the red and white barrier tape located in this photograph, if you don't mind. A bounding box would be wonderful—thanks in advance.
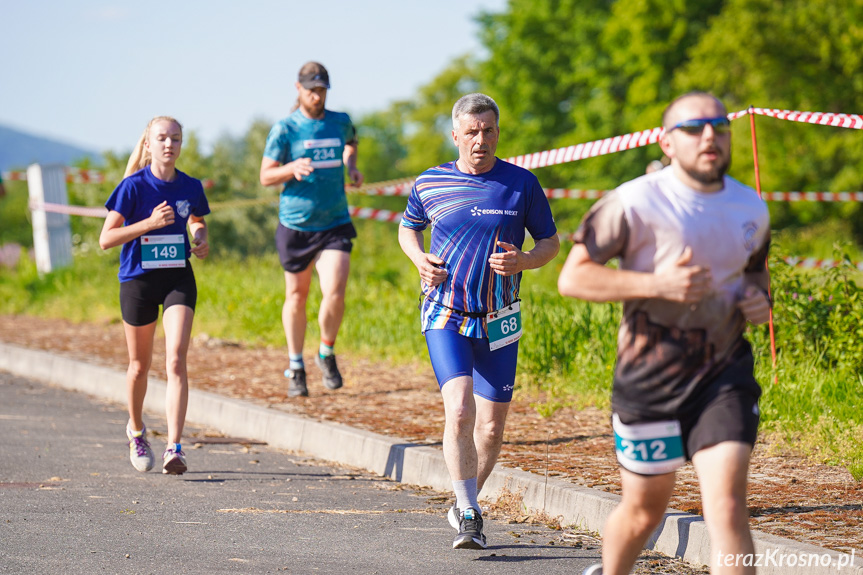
[2,171,27,181]
[497,107,819,169]
[14,173,863,204]
[65,168,106,184]
[750,108,863,130]
[544,189,607,200]
[3,169,107,184]
[3,169,216,188]
[544,189,863,202]
[28,201,107,218]
[347,206,402,223]
[782,257,863,271]
[761,191,863,202]
[352,178,415,197]
[4,105,861,187]
[504,127,665,170]
[353,184,863,202]
[29,200,405,224]
[419,106,860,170]
[28,200,860,270]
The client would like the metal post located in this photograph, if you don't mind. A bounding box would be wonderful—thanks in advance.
[27,163,72,274]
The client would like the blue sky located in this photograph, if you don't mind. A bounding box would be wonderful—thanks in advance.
[1,0,507,155]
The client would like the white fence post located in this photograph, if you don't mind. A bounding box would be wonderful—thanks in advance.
[27,163,72,274]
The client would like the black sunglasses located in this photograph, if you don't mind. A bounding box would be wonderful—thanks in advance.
[668,117,731,135]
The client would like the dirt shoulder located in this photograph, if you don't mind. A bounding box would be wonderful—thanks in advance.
[0,314,860,556]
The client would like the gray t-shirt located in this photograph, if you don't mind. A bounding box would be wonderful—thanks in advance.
[574,167,770,418]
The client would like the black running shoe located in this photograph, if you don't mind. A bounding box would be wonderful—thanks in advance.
[284,368,308,397]
[315,354,343,390]
[453,507,487,549]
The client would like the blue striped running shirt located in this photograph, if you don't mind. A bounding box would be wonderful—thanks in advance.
[401,159,557,338]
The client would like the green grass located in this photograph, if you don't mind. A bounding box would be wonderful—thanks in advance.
[1,193,861,479]
[0,181,34,247]
[772,218,863,262]
[755,352,863,480]
[0,247,118,322]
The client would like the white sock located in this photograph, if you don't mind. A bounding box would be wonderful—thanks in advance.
[452,478,480,514]
[289,354,304,371]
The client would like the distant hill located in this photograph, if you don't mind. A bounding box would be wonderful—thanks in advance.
[0,124,103,173]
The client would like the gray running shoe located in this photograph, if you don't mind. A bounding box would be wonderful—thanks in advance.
[582,564,603,575]
[162,446,187,475]
[315,354,343,390]
[453,507,487,549]
[284,368,308,397]
[126,425,154,472]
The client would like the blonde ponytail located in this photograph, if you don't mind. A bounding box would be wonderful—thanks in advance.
[123,116,183,179]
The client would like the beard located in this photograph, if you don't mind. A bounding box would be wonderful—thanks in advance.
[304,103,324,118]
[685,154,731,185]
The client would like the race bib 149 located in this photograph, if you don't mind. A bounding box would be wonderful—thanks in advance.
[141,234,186,269]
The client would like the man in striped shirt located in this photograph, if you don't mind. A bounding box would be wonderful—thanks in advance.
[399,93,559,550]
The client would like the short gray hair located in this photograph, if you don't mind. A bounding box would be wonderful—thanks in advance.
[452,93,500,130]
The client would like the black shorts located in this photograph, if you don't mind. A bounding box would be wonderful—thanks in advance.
[615,350,761,466]
[119,265,197,326]
[275,221,356,273]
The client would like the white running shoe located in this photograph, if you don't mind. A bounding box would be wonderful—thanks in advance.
[162,445,187,475]
[447,502,460,531]
[126,425,154,472]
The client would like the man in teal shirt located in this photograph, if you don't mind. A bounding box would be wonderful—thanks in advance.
[260,61,363,398]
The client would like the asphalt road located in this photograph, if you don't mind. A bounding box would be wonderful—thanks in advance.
[0,372,602,574]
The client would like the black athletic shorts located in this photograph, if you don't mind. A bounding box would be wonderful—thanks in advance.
[615,348,761,465]
[275,221,356,273]
[119,265,197,326]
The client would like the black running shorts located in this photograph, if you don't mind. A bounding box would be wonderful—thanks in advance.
[119,265,197,326]
[275,221,357,273]
[615,348,761,465]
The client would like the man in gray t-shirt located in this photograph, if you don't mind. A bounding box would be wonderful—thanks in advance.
[560,92,770,575]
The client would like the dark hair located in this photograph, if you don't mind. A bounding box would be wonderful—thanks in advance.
[662,91,727,129]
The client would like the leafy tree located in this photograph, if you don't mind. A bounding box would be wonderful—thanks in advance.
[476,0,613,186]
[675,0,863,240]
[477,0,728,189]
[203,120,279,258]
[401,56,481,176]
[60,0,863,253]
[355,105,411,183]
[352,56,480,181]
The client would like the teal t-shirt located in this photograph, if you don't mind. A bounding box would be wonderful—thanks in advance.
[263,108,357,231]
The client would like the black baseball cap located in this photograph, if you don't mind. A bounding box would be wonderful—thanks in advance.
[298,62,330,89]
